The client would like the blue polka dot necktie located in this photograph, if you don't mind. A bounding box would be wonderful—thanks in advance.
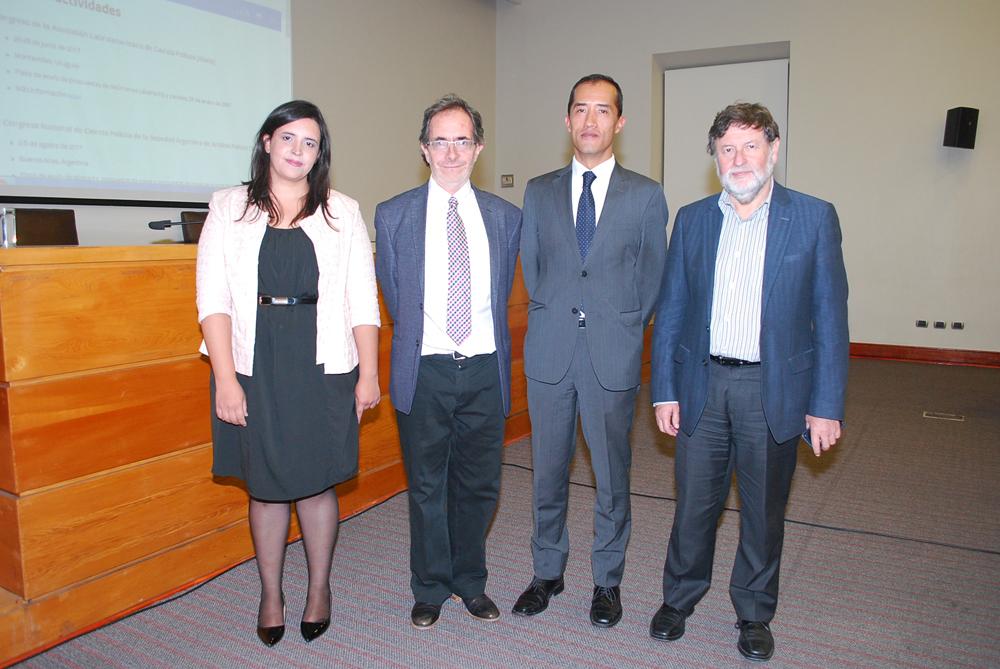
[576,170,597,262]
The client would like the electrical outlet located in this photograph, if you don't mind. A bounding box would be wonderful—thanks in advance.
[933,321,947,329]
[500,174,514,188]
[951,321,965,330]
[915,320,928,328]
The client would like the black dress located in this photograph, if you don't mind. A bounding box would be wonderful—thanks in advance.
[211,226,359,501]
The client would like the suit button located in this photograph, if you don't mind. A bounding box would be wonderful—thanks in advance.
[581,270,588,277]
[571,307,579,314]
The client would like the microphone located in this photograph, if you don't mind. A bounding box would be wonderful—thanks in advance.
[147,219,205,230]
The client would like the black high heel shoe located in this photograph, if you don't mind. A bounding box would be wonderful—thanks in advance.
[300,591,331,642]
[300,618,330,642]
[257,600,286,647]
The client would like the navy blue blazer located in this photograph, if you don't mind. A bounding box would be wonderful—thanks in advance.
[374,183,522,415]
[650,182,849,443]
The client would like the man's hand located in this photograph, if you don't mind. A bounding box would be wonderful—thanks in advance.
[804,414,841,457]
[655,403,681,436]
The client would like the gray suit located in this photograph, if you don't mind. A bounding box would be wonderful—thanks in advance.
[375,182,522,604]
[520,163,667,585]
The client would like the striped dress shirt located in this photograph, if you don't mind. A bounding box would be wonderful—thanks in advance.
[709,183,772,362]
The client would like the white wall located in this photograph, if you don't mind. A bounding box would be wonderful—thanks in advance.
[495,0,1000,352]
[292,0,498,233]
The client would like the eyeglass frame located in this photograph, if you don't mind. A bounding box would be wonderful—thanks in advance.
[423,138,479,152]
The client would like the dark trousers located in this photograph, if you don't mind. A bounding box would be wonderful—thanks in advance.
[395,352,504,605]
[527,329,638,586]
[663,361,798,622]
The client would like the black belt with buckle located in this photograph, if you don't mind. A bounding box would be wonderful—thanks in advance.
[710,354,760,367]
[258,294,318,305]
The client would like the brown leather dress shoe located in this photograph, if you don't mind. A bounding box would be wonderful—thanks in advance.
[410,602,442,629]
[649,603,687,641]
[736,620,775,661]
[512,577,565,616]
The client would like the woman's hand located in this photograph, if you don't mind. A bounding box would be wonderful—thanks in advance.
[354,372,380,422]
[215,376,248,426]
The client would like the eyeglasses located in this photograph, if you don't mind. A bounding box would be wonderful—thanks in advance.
[425,139,478,152]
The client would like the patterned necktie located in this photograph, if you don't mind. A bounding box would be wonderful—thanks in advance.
[577,170,597,261]
[446,196,471,346]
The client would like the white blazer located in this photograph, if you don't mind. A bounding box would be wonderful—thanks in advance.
[196,185,380,375]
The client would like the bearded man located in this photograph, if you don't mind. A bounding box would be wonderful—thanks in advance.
[647,102,849,662]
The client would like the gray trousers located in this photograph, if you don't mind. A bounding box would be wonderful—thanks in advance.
[527,329,638,586]
[662,361,798,622]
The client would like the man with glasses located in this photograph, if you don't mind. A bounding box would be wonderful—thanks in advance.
[513,74,668,628]
[375,94,522,629]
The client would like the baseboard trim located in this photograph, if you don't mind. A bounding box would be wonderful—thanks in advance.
[850,343,1000,368]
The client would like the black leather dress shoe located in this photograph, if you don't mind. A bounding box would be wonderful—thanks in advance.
[512,577,564,616]
[411,602,442,629]
[649,603,687,641]
[460,594,500,621]
[300,618,330,642]
[736,620,775,661]
[589,585,622,628]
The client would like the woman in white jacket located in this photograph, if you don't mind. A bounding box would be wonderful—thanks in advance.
[196,100,380,646]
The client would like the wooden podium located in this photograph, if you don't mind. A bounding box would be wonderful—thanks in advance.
[0,245,533,664]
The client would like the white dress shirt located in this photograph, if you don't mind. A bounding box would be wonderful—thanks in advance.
[421,179,496,357]
[709,180,773,362]
[571,155,616,224]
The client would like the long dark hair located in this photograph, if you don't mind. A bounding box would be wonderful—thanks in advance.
[241,100,335,227]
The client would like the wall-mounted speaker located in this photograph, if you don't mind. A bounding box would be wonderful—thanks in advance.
[943,107,978,149]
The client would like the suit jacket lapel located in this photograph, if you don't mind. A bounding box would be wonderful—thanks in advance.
[552,165,576,252]
[762,182,793,314]
[704,200,724,323]
[409,184,430,303]
[588,164,626,264]
[473,186,504,308]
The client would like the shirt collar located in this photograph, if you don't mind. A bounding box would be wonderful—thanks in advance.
[428,178,474,204]
[572,155,616,182]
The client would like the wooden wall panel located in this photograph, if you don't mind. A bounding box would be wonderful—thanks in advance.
[0,494,22,595]
[357,403,403,472]
[510,260,528,305]
[504,410,531,443]
[17,447,245,599]
[0,520,256,665]
[7,358,210,493]
[0,261,200,381]
[377,324,393,396]
[0,390,13,492]
[336,461,407,519]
